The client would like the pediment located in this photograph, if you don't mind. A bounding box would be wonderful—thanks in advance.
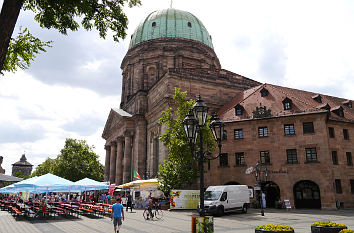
[102,108,132,139]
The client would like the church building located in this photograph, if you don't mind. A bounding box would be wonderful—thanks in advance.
[102,8,353,209]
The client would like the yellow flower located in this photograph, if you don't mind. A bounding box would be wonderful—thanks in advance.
[312,222,347,228]
[256,224,294,231]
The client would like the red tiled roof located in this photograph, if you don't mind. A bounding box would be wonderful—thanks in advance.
[219,83,354,123]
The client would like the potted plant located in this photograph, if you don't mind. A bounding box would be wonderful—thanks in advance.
[339,230,354,233]
[311,222,347,233]
[255,224,294,233]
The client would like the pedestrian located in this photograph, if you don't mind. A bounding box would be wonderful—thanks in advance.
[107,193,111,204]
[126,193,133,212]
[111,198,124,233]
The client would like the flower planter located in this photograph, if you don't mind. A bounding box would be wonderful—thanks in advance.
[255,230,294,233]
[311,226,347,233]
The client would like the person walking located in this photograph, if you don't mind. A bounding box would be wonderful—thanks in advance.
[111,198,124,233]
[126,193,133,212]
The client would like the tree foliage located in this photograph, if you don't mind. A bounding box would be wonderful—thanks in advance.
[30,138,104,182]
[3,27,52,72]
[30,157,55,178]
[0,0,141,73]
[157,88,216,194]
[22,0,141,42]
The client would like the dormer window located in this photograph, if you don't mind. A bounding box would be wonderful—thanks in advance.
[343,100,352,109]
[234,104,244,116]
[152,22,156,27]
[331,106,344,117]
[282,97,292,110]
[312,94,322,103]
[319,103,331,111]
[187,22,192,27]
[260,88,269,97]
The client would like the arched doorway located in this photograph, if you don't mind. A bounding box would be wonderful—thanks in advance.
[293,180,321,209]
[262,181,280,208]
[224,181,240,185]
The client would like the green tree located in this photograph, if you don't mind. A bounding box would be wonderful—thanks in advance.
[30,157,55,177]
[3,27,52,73]
[53,138,104,182]
[0,0,141,73]
[157,88,216,194]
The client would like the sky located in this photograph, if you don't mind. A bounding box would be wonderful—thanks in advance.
[0,0,353,175]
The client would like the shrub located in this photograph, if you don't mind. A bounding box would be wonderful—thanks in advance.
[312,222,347,228]
[256,224,294,231]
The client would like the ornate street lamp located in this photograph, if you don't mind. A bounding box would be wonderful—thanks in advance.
[183,95,224,217]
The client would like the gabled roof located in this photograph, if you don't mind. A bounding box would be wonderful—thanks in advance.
[219,83,354,123]
[102,108,133,139]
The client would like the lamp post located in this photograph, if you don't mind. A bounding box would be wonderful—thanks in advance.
[254,161,269,216]
[183,95,224,217]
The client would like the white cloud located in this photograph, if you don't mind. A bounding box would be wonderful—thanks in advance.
[0,0,353,176]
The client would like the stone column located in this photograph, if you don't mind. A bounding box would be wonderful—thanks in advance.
[104,145,111,182]
[109,142,117,184]
[123,132,132,183]
[115,137,124,185]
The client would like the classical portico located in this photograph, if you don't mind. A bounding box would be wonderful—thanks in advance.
[102,108,147,184]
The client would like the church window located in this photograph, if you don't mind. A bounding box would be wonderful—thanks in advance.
[332,107,344,117]
[219,153,228,167]
[335,179,342,194]
[282,97,292,110]
[152,22,156,27]
[258,126,269,137]
[234,104,244,116]
[347,152,353,166]
[260,151,270,165]
[312,94,322,103]
[303,122,314,134]
[286,149,298,164]
[187,22,192,27]
[332,151,338,165]
[329,127,335,138]
[235,152,245,166]
[222,130,227,140]
[260,88,269,97]
[305,148,317,162]
[154,138,159,176]
[343,100,352,109]
[343,129,349,140]
[284,124,295,135]
[234,129,243,139]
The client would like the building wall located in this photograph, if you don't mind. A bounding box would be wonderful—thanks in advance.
[206,113,354,209]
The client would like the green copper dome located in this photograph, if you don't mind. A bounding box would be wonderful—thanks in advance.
[129,8,214,49]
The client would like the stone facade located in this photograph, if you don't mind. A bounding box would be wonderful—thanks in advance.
[12,154,33,177]
[0,156,5,174]
[102,8,353,209]
[208,84,354,209]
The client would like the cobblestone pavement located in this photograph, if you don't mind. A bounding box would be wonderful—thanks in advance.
[1,208,354,233]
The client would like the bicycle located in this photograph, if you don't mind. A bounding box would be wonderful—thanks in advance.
[143,206,163,220]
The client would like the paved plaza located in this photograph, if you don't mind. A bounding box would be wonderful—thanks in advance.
[0,208,353,233]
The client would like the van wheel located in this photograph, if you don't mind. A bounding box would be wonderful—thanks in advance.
[242,204,248,213]
[216,206,224,216]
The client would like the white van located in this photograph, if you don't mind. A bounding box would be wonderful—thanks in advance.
[201,185,250,216]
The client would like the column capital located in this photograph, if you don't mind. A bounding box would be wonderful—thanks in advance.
[123,130,134,137]
[116,136,124,143]
[110,141,117,146]
[104,145,111,150]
